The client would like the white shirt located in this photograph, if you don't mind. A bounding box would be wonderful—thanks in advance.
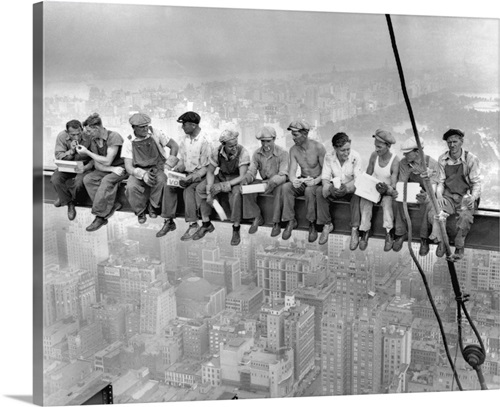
[321,149,363,185]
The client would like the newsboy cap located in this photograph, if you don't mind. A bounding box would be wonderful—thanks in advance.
[177,111,201,124]
[219,129,239,143]
[373,129,396,145]
[129,113,151,126]
[442,128,464,141]
[287,120,311,132]
[256,126,277,140]
[400,137,424,153]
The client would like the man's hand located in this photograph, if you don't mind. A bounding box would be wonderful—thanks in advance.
[322,184,331,199]
[335,184,347,198]
[416,190,428,203]
[111,167,126,177]
[210,183,223,196]
[144,171,157,186]
[220,181,232,193]
[264,180,277,195]
[240,174,252,186]
[70,140,79,153]
[179,174,193,188]
[292,179,303,188]
[76,145,89,155]
[304,177,316,187]
[420,169,434,179]
[376,182,389,195]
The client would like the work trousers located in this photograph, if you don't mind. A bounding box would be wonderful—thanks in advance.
[51,169,89,206]
[196,178,242,223]
[83,170,128,218]
[281,182,317,223]
[315,187,361,228]
[126,171,177,219]
[242,181,284,223]
[359,195,394,232]
[428,196,476,248]
[183,181,202,223]
[394,201,431,239]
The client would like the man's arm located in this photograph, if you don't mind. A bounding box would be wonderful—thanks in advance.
[288,147,299,183]
[54,132,76,160]
[311,142,327,185]
[166,138,179,157]
[467,154,481,201]
[386,156,400,196]
[76,144,120,166]
[366,152,377,175]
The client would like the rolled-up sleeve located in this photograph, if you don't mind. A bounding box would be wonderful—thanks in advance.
[247,151,260,182]
[238,148,251,167]
[208,147,219,167]
[54,131,74,160]
[467,154,482,200]
[436,156,447,194]
[199,139,212,167]
[277,149,289,177]
[321,154,334,181]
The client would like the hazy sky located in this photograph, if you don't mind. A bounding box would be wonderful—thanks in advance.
[43,2,499,83]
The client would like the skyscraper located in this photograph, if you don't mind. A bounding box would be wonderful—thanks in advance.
[140,279,177,335]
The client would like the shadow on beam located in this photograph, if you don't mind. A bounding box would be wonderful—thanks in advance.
[41,170,499,252]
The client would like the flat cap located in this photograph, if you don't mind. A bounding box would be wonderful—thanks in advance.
[373,129,396,145]
[256,126,277,140]
[219,129,239,143]
[177,111,201,124]
[401,137,424,153]
[287,119,311,132]
[442,128,464,141]
[129,113,151,126]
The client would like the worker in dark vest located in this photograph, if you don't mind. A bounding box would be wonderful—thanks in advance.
[392,137,439,255]
[122,113,179,237]
[428,129,481,261]
[194,129,250,245]
[76,113,128,231]
[50,119,93,220]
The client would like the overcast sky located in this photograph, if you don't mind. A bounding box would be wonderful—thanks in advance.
[43,2,499,85]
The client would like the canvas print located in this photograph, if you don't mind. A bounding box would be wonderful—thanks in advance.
[33,1,500,405]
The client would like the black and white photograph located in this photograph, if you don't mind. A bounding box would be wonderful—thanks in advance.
[2,1,500,407]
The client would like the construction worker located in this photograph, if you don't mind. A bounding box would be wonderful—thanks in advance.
[122,113,179,237]
[174,111,212,242]
[76,113,128,231]
[240,126,289,236]
[428,129,481,261]
[50,119,93,220]
[281,120,326,242]
[392,137,439,255]
[358,129,400,251]
[194,129,250,246]
[315,132,363,248]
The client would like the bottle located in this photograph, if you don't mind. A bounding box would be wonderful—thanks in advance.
[461,193,472,211]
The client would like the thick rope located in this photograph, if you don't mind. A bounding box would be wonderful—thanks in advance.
[386,14,487,390]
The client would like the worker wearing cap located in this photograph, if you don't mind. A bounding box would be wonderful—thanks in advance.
[174,111,212,241]
[77,113,128,232]
[428,129,481,260]
[195,129,250,246]
[315,132,363,247]
[282,119,326,242]
[392,137,439,255]
[50,119,93,221]
[240,126,289,236]
[122,112,179,237]
[357,129,400,251]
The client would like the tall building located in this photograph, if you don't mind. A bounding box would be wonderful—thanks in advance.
[182,319,209,360]
[140,279,177,335]
[283,296,315,382]
[321,250,382,396]
[202,247,241,293]
[66,210,109,277]
[256,244,327,301]
[91,302,127,343]
[381,324,412,391]
[225,285,264,316]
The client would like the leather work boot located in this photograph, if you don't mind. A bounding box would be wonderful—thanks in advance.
[270,223,281,237]
[231,226,241,246]
[156,219,176,238]
[419,238,430,256]
[67,202,77,221]
[350,228,360,250]
[384,230,394,252]
[359,230,370,251]
[436,241,446,257]
[138,212,147,224]
[192,222,215,241]
[392,233,407,252]
[308,222,318,243]
[249,215,264,234]
[282,219,297,240]
[451,247,465,261]
[319,223,334,245]
[86,216,108,232]
[181,223,199,241]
